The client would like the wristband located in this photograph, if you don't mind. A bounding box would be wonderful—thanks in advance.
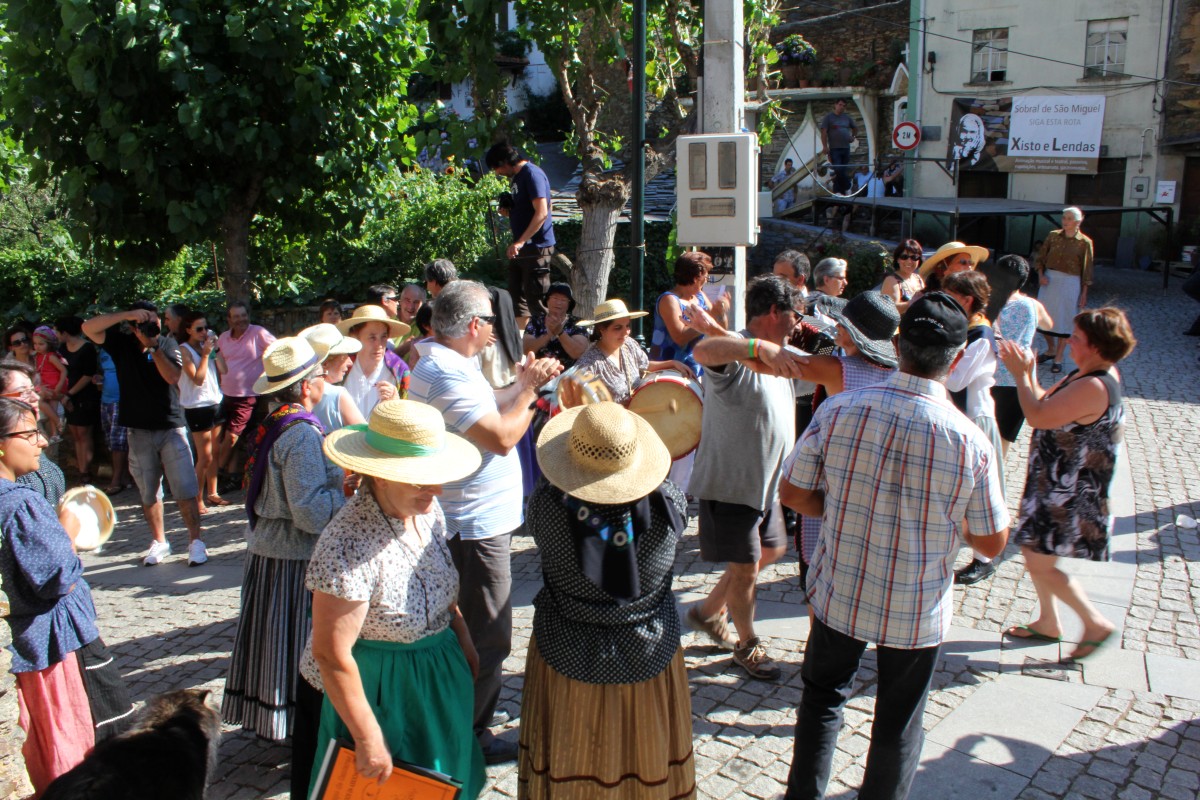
[747,338,759,359]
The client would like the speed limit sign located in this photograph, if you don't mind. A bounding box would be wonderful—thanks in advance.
[892,121,921,151]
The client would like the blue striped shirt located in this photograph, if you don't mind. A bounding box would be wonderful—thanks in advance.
[787,371,1009,648]
[408,343,522,540]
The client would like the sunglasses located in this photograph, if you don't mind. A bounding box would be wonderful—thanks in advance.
[9,337,29,345]
[475,314,497,325]
[897,253,920,261]
[382,295,397,302]
[0,385,37,399]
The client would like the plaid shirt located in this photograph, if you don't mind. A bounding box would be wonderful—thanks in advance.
[787,371,1009,649]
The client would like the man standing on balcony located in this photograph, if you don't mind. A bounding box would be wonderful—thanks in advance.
[820,99,857,195]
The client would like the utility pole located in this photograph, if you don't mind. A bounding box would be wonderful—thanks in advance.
[701,0,747,330]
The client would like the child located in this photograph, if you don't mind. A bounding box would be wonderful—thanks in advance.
[32,326,68,402]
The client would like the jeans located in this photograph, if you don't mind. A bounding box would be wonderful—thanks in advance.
[785,616,940,800]
[828,147,851,194]
[448,530,514,747]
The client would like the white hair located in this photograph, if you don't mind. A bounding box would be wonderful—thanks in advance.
[1063,207,1084,221]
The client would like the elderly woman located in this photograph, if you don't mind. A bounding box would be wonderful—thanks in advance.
[999,308,1134,659]
[523,283,589,370]
[880,239,925,313]
[307,399,485,797]
[802,258,849,323]
[520,402,694,799]
[301,323,366,435]
[336,305,411,417]
[220,338,346,798]
[0,397,132,793]
[1036,208,1095,373]
[651,251,729,375]
[572,299,694,404]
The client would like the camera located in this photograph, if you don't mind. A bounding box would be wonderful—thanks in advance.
[497,191,514,210]
[137,318,161,338]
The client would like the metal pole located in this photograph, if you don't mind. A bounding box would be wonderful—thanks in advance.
[632,0,647,341]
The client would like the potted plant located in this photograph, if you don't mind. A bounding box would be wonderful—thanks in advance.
[776,34,817,87]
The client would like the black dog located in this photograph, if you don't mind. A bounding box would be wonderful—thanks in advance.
[42,689,221,800]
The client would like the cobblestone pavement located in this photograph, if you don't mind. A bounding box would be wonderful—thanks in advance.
[77,264,1199,799]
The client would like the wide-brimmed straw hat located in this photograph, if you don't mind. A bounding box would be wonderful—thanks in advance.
[918,241,990,277]
[324,399,482,485]
[335,304,411,338]
[299,323,362,360]
[252,337,322,395]
[536,402,670,504]
[828,292,900,369]
[575,298,649,328]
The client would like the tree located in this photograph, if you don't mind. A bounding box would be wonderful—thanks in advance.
[1,0,424,303]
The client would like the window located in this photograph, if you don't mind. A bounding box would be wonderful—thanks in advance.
[1085,18,1127,78]
[971,28,1008,83]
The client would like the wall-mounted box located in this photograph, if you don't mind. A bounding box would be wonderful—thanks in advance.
[676,133,759,247]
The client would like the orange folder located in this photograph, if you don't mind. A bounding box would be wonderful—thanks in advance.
[311,739,462,800]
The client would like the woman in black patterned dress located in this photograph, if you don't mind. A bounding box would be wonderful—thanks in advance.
[998,307,1135,660]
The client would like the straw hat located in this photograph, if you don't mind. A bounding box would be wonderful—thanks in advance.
[918,241,990,278]
[575,298,649,328]
[828,291,900,369]
[324,399,481,485]
[335,304,411,338]
[251,337,321,395]
[299,323,362,360]
[536,402,670,504]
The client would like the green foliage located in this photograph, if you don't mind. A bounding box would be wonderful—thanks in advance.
[808,238,891,299]
[1,0,425,283]
[552,218,675,302]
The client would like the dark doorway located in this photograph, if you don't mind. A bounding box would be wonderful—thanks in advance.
[1067,157,1127,260]
[1178,156,1200,240]
[956,171,1009,253]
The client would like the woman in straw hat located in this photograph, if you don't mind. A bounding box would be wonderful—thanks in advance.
[782,291,900,578]
[0,397,133,793]
[220,337,347,800]
[306,399,485,797]
[336,304,411,418]
[572,298,695,404]
[300,323,366,436]
[917,240,989,294]
[520,402,694,799]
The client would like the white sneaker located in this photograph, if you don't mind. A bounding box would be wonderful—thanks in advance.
[142,540,171,566]
[187,540,209,567]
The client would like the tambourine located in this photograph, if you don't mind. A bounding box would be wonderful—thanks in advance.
[553,367,614,411]
[60,486,117,552]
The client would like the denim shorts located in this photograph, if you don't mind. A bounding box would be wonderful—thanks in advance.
[126,427,199,505]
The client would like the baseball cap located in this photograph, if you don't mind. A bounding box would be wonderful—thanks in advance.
[899,292,968,347]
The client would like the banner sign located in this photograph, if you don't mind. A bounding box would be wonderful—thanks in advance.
[947,95,1106,174]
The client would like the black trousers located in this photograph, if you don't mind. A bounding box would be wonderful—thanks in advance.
[448,530,514,747]
[785,616,940,800]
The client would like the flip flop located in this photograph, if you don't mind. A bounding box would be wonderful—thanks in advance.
[1005,624,1062,643]
[1068,629,1114,661]
[103,484,127,497]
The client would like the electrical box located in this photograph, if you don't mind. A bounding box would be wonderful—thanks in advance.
[1129,176,1150,200]
[676,133,759,247]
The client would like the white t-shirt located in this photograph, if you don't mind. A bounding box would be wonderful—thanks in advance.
[177,343,224,409]
[343,358,386,419]
[408,342,522,540]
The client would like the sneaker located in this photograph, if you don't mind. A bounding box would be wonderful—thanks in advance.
[142,540,171,566]
[732,637,782,681]
[187,540,209,567]
[686,604,737,650]
[1051,362,1063,374]
[480,737,518,765]
[954,558,995,585]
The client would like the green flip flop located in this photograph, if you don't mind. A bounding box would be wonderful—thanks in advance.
[1005,624,1062,643]
[1069,630,1114,661]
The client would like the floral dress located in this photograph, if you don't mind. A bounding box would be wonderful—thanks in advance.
[1014,369,1124,561]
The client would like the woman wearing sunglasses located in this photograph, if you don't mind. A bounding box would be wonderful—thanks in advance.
[880,239,926,314]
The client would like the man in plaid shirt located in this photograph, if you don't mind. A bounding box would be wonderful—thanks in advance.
[781,293,1011,800]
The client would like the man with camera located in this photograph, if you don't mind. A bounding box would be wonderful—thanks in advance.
[83,301,206,566]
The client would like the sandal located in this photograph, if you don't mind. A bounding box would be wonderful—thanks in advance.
[1005,624,1061,643]
[206,495,232,507]
[103,484,127,496]
[1068,629,1114,661]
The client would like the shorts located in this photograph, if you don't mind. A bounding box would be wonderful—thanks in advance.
[990,386,1026,443]
[184,404,224,433]
[127,427,199,505]
[697,498,787,564]
[100,403,128,453]
[506,244,555,318]
[65,395,100,428]
[221,395,257,437]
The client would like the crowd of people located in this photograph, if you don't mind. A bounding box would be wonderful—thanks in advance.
[1,199,1137,800]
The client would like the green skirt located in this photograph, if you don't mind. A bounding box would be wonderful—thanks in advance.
[310,628,485,799]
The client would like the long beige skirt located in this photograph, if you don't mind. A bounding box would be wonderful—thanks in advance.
[518,635,696,800]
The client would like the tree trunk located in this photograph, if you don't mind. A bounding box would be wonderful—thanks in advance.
[220,175,263,305]
[570,173,630,318]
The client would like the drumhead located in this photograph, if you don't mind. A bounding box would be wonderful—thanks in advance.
[629,372,703,459]
[60,486,116,551]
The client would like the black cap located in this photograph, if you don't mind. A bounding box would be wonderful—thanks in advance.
[900,292,968,347]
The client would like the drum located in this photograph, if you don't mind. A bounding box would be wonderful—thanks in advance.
[628,370,704,460]
[552,366,614,413]
[60,485,117,552]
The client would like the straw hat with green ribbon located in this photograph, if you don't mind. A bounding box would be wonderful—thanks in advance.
[323,399,481,485]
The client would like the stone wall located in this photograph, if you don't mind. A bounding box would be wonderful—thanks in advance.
[1163,0,1200,145]
[0,550,33,800]
[775,0,910,85]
